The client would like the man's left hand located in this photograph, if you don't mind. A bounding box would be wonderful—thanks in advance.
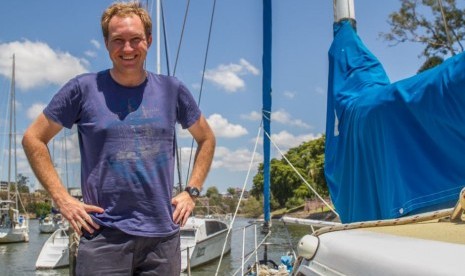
[172,192,196,227]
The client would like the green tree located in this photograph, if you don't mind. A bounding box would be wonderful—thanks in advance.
[205,186,222,210]
[251,136,327,209]
[381,0,465,71]
[227,187,236,198]
[8,173,30,194]
[28,201,52,218]
[205,186,219,198]
[241,196,263,218]
[16,174,30,194]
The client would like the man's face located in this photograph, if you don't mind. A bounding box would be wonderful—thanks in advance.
[105,15,152,75]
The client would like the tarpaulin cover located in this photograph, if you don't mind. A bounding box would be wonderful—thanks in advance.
[325,20,465,223]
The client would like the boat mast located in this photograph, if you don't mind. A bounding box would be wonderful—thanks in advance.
[262,0,272,232]
[7,54,18,209]
[156,0,161,74]
[333,0,355,23]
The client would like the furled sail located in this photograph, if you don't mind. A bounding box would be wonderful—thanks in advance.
[325,20,465,223]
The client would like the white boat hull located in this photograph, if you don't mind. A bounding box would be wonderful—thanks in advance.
[39,222,57,234]
[180,217,231,271]
[181,229,231,270]
[0,225,29,243]
[36,228,69,269]
[295,224,465,276]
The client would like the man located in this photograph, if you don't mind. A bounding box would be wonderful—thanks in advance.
[22,2,215,275]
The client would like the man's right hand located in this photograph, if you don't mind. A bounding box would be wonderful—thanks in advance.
[57,195,104,236]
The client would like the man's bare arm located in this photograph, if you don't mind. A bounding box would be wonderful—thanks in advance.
[172,114,216,226]
[22,113,103,235]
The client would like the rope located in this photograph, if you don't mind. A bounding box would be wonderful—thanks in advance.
[313,207,454,237]
[215,126,262,276]
[262,129,338,216]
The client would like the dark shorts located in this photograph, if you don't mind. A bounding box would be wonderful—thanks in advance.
[76,227,180,276]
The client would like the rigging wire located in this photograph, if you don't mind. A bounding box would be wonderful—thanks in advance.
[172,0,191,77]
[157,0,185,191]
[160,0,171,76]
[215,125,262,276]
[185,0,217,187]
[263,128,338,216]
[437,0,455,56]
[0,77,11,185]
[171,0,192,192]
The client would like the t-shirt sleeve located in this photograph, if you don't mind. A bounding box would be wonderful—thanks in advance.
[43,78,82,129]
[176,81,201,129]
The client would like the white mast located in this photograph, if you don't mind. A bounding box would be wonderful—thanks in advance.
[333,0,355,22]
[7,55,16,206]
[156,0,161,74]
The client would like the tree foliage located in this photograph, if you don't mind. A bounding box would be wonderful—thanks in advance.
[27,201,52,218]
[16,174,30,194]
[227,187,236,197]
[8,173,30,194]
[251,135,327,209]
[381,0,465,71]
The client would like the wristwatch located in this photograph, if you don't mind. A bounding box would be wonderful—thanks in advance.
[184,186,201,198]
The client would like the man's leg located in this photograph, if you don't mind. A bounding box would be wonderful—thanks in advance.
[76,227,135,276]
[134,231,181,276]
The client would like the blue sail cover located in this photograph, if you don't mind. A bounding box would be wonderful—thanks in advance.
[325,20,465,223]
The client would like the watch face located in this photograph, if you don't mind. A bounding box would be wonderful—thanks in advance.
[186,186,200,197]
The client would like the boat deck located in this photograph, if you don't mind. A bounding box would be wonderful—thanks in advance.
[364,220,465,244]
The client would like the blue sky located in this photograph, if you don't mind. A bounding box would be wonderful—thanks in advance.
[0,1,426,193]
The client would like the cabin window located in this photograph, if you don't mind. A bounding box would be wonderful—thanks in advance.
[180,229,196,238]
[205,221,227,236]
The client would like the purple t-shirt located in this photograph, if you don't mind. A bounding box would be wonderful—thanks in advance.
[44,70,201,237]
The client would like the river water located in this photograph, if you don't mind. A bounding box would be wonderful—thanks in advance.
[0,217,311,276]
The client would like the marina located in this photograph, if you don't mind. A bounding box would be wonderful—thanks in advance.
[0,217,310,275]
[1,0,465,275]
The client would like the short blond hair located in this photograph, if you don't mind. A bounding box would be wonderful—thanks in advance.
[101,1,152,41]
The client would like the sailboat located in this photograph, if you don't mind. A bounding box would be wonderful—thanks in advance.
[0,55,29,243]
[292,0,465,275]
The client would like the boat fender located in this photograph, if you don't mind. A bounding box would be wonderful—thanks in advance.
[297,235,319,260]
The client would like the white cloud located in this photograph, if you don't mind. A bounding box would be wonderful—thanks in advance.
[315,86,325,95]
[204,58,259,92]
[272,109,310,129]
[0,40,89,90]
[90,39,101,49]
[27,103,47,120]
[241,111,261,121]
[208,114,248,138]
[177,114,248,139]
[84,50,97,58]
[213,146,262,172]
[241,109,311,129]
[267,130,320,150]
[283,90,296,99]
